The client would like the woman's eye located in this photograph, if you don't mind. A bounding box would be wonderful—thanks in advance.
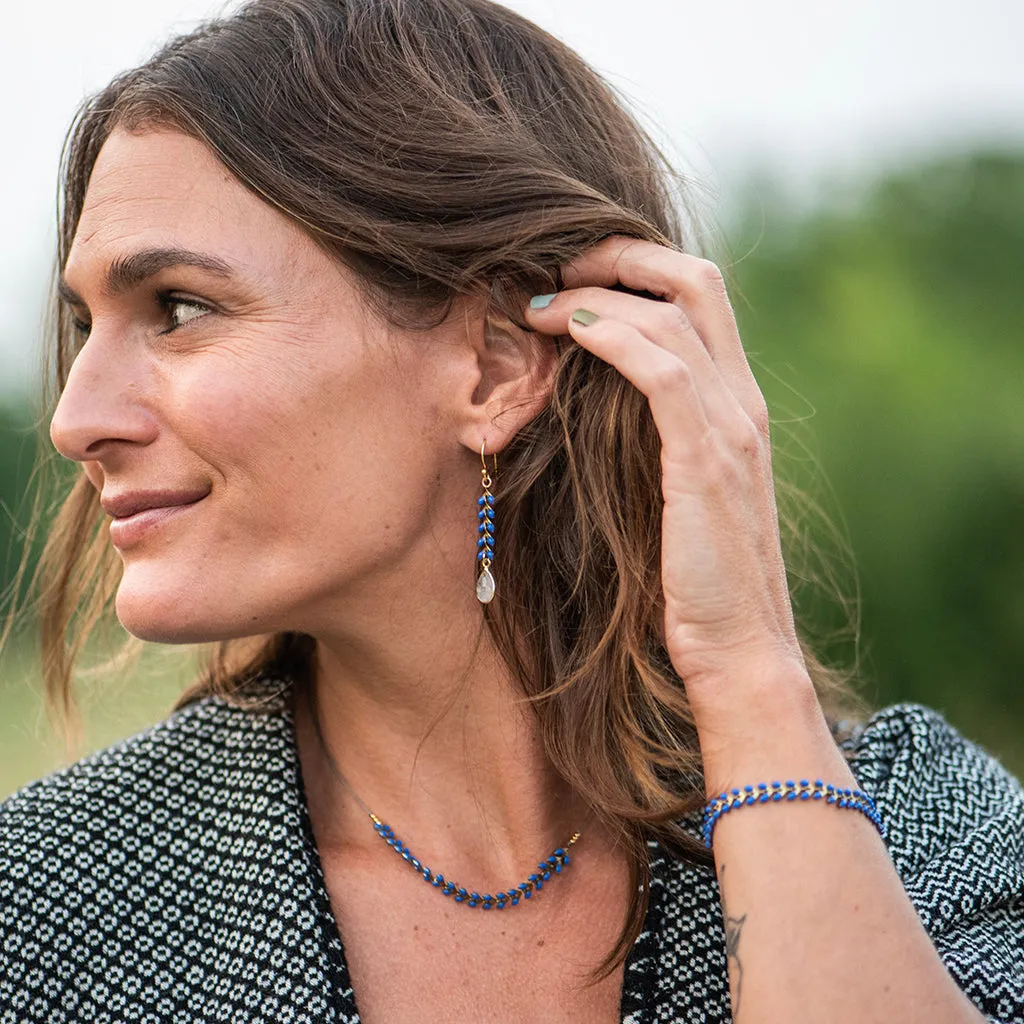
[70,316,91,338]
[164,297,211,330]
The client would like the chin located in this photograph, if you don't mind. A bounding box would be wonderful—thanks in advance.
[114,569,249,645]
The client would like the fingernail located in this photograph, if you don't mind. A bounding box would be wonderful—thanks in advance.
[530,293,557,310]
[571,309,599,326]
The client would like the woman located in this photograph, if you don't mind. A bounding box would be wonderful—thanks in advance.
[1,0,1021,1021]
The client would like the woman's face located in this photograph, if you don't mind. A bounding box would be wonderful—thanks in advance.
[52,129,485,643]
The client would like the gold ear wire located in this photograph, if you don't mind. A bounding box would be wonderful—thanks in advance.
[480,440,496,487]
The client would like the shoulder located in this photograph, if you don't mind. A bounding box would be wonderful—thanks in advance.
[0,687,299,914]
[847,702,1024,882]
[849,703,1024,1020]
[0,685,296,839]
[0,682,344,1022]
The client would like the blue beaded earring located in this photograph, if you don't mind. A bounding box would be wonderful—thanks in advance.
[476,442,496,604]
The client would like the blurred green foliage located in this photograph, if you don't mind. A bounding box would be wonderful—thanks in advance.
[728,150,1024,773]
[1,148,1022,797]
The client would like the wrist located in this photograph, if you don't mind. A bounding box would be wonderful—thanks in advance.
[690,662,851,799]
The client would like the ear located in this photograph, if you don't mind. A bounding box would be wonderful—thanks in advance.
[455,308,558,456]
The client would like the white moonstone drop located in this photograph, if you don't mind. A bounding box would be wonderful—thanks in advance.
[476,567,496,604]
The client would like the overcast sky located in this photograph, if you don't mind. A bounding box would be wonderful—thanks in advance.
[2,0,1022,395]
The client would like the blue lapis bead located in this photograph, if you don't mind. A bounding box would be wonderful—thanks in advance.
[731,788,740,796]
[772,792,782,802]
[563,854,570,865]
[744,785,754,793]
[799,779,809,787]
[386,838,396,847]
[541,870,551,881]
[402,851,412,862]
[745,795,756,805]
[812,791,823,800]
[757,783,768,791]
[758,793,770,803]
[800,792,810,800]
[554,848,565,857]
[511,896,520,906]
[454,894,465,903]
[432,874,443,887]
[771,781,781,788]
[477,497,486,506]
[519,883,532,899]
[470,892,481,902]
[785,780,795,787]
[467,899,479,908]
[411,858,421,870]
[457,887,468,899]
[786,792,796,801]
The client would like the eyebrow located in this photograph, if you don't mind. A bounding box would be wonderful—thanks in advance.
[57,247,235,306]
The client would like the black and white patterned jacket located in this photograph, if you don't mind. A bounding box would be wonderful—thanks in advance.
[1,686,1022,1022]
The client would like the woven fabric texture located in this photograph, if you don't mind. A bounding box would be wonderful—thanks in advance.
[2,687,1022,1022]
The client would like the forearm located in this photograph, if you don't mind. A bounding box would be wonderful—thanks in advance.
[697,668,986,1024]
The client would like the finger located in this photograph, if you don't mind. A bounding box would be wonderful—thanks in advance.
[564,311,720,460]
[563,238,767,431]
[527,285,717,371]
[526,287,748,433]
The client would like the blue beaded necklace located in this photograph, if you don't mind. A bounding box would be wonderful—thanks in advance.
[370,815,580,910]
[308,684,582,911]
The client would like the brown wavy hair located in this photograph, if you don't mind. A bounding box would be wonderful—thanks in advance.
[34,0,862,974]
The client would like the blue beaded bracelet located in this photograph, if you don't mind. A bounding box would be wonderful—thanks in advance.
[701,779,886,849]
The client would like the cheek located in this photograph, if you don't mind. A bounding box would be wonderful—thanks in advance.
[158,346,404,535]
[161,347,320,463]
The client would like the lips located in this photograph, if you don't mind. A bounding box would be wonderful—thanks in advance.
[101,489,210,519]
[101,488,210,550]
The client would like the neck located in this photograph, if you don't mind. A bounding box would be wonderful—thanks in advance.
[292,585,587,880]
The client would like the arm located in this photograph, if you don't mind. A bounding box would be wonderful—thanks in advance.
[698,673,987,1023]
[525,238,1003,1024]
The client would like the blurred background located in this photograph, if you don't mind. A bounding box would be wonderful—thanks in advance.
[2,0,1022,796]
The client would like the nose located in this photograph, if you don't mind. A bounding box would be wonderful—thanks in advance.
[49,334,159,463]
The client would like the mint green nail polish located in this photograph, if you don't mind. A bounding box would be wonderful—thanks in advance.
[571,309,599,326]
[530,293,557,310]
